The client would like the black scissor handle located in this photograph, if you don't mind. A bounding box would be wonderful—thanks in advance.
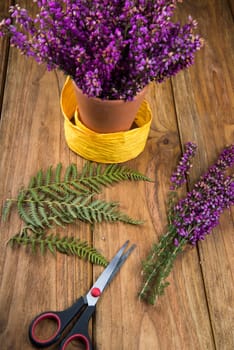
[59,305,96,350]
[29,311,62,347]
[29,297,86,348]
[60,333,91,350]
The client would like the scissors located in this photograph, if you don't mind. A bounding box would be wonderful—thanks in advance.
[29,241,136,349]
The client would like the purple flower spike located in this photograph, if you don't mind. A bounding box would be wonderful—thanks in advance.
[173,145,234,244]
[170,142,197,190]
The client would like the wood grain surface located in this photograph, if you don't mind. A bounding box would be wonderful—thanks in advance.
[0,1,233,350]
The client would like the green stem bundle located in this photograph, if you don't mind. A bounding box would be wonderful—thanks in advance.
[139,227,187,304]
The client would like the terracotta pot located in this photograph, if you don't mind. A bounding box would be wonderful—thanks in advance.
[72,81,148,133]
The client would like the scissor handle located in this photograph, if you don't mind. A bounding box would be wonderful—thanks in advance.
[59,305,95,350]
[29,297,86,348]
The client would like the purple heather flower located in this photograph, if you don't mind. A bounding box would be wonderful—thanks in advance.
[0,0,203,100]
[170,142,197,190]
[172,145,234,245]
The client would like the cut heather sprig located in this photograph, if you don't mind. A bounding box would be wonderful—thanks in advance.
[140,144,234,304]
[173,145,234,244]
[170,142,197,190]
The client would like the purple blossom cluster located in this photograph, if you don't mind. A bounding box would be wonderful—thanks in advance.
[170,142,197,189]
[0,0,203,100]
[173,145,234,245]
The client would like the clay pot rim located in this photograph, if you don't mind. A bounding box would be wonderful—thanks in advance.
[72,80,148,105]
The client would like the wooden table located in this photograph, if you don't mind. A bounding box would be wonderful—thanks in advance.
[0,1,233,349]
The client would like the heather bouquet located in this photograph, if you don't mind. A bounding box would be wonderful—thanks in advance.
[0,0,203,100]
[140,143,234,305]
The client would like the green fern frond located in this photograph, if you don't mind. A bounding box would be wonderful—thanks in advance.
[2,161,149,262]
[8,232,108,266]
[10,162,152,203]
[44,198,142,226]
[76,198,142,224]
[2,162,147,230]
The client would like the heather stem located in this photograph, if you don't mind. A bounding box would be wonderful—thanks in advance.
[139,234,187,304]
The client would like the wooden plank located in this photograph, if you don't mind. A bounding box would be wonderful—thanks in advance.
[0,48,92,350]
[0,1,12,113]
[228,0,234,17]
[172,0,234,349]
[93,80,215,348]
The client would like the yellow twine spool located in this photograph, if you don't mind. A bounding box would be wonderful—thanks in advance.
[60,77,152,163]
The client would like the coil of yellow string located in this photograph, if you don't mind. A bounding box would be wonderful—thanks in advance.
[60,77,152,163]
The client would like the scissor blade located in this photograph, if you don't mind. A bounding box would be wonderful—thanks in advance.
[86,241,134,306]
[107,244,136,287]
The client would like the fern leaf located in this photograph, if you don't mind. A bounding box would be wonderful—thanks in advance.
[79,178,102,193]
[17,200,37,228]
[48,202,62,217]
[61,183,82,196]
[41,197,141,226]
[41,187,65,201]
[28,176,36,188]
[88,162,95,177]
[80,161,90,178]
[29,189,41,202]
[48,216,64,227]
[64,164,74,182]
[8,162,151,209]
[66,204,78,219]
[2,199,14,221]
[40,239,45,255]
[45,166,53,185]
[36,169,43,186]
[69,181,90,194]
[71,163,78,179]
[47,240,55,254]
[8,232,108,266]
[96,163,102,176]
[74,199,142,225]
[78,162,153,193]
[29,201,45,229]
[49,184,67,196]
[77,207,93,223]
[17,190,25,203]
[58,215,74,225]
[104,163,118,176]
[54,236,108,266]
[55,163,62,183]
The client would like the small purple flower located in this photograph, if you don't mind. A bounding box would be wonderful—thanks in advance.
[170,142,197,190]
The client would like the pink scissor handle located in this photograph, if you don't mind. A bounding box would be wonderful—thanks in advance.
[29,312,62,346]
[61,334,90,350]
